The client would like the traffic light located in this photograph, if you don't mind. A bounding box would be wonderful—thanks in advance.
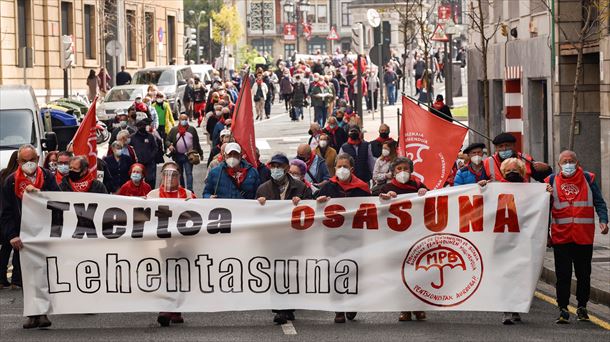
[61,35,74,69]
[184,27,197,55]
[500,24,508,37]
[351,23,364,54]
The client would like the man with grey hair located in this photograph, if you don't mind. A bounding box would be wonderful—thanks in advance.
[0,144,59,329]
[545,150,608,324]
[58,155,107,193]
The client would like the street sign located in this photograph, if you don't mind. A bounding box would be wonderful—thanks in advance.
[284,23,296,40]
[105,39,123,57]
[431,24,449,42]
[367,9,381,28]
[157,27,164,43]
[327,26,339,40]
[445,19,458,35]
[438,5,452,21]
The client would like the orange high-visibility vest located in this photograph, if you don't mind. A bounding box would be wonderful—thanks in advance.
[484,153,533,182]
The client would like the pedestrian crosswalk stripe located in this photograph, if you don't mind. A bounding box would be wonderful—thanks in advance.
[281,320,297,335]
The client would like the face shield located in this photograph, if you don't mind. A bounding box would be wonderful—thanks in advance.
[162,168,180,192]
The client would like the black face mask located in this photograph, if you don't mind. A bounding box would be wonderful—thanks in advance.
[296,155,308,162]
[505,172,523,183]
[379,132,389,139]
[349,132,359,140]
[68,170,82,181]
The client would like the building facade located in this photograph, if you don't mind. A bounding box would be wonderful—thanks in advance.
[467,0,608,201]
[0,0,185,103]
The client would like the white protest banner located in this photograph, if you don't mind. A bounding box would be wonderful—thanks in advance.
[20,184,549,316]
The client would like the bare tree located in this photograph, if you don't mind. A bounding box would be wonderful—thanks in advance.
[542,0,608,150]
[410,0,438,105]
[466,0,501,138]
[394,0,420,91]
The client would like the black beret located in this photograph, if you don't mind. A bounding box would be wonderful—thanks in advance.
[492,132,517,145]
[463,142,486,154]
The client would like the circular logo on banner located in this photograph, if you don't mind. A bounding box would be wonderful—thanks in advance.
[402,234,483,307]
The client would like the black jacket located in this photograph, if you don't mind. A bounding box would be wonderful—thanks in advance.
[324,127,348,152]
[0,168,59,240]
[291,82,307,107]
[256,176,313,200]
[130,130,158,165]
[103,154,133,193]
[59,176,107,194]
[316,180,370,198]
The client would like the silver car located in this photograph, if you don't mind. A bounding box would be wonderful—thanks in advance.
[96,85,149,123]
[132,66,194,117]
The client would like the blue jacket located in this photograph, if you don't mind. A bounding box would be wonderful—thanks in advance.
[212,121,228,147]
[203,160,260,199]
[454,164,489,186]
[304,154,330,184]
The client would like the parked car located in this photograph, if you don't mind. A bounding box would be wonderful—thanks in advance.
[96,84,149,124]
[0,85,57,169]
[132,65,194,117]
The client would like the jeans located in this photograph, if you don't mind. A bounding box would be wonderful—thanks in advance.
[314,106,327,127]
[387,84,396,105]
[553,243,593,309]
[293,106,303,120]
[173,153,194,191]
[264,99,272,117]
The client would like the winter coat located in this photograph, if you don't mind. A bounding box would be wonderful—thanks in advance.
[454,165,489,186]
[304,154,331,184]
[103,154,134,193]
[279,77,294,95]
[291,82,307,107]
[255,176,313,201]
[59,177,108,194]
[166,125,203,158]
[372,157,392,185]
[315,146,337,177]
[130,130,158,166]
[203,160,260,199]
[252,82,268,102]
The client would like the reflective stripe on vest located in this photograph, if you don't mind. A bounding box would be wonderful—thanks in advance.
[551,177,593,210]
[552,217,596,225]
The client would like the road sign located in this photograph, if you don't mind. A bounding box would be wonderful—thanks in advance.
[445,19,458,35]
[431,24,449,42]
[157,27,164,43]
[327,26,339,40]
[105,39,123,57]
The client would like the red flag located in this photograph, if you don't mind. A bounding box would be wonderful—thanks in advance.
[398,96,467,189]
[231,76,258,167]
[72,98,98,176]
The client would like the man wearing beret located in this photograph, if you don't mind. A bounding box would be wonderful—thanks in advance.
[454,142,489,186]
[484,132,548,182]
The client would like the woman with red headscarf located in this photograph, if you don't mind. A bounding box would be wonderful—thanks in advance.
[117,163,151,197]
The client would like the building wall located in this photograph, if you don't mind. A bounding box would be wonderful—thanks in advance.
[0,0,184,104]
[601,36,610,204]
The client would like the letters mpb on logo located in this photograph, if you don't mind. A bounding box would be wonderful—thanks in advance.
[402,234,483,307]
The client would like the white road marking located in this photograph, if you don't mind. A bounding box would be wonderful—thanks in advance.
[254,113,288,125]
[281,321,297,335]
[255,139,271,150]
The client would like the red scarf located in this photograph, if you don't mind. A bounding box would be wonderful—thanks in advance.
[390,178,421,192]
[177,123,188,136]
[433,100,445,111]
[467,164,486,182]
[347,137,361,145]
[305,153,315,170]
[375,136,395,144]
[329,175,370,194]
[226,166,248,188]
[55,172,64,186]
[68,172,95,192]
[325,125,338,135]
[218,116,226,125]
[556,167,587,202]
[14,166,44,200]
[159,184,190,198]
[118,180,152,197]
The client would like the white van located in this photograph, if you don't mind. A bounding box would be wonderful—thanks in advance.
[0,85,57,170]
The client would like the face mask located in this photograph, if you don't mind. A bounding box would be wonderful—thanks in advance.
[113,150,122,157]
[395,171,410,184]
[180,120,188,126]
[22,161,37,175]
[57,164,70,175]
[498,150,513,160]
[289,173,301,180]
[270,168,285,181]
[126,138,131,145]
[379,132,389,139]
[156,99,163,104]
[226,157,240,168]
[505,171,523,183]
[48,162,57,172]
[561,163,577,177]
[335,167,351,181]
[131,173,142,182]
[329,124,337,129]
[319,140,328,148]
[470,155,483,165]
[68,170,82,181]
[135,99,142,104]
[119,121,128,128]
[296,155,308,162]
[382,149,390,157]
[349,132,359,140]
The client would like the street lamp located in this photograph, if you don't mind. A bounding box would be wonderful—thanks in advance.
[189,9,206,64]
[283,0,312,55]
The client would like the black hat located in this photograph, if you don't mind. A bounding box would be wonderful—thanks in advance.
[348,125,361,133]
[269,153,289,165]
[463,142,486,154]
[136,118,152,127]
[436,94,444,101]
[492,132,517,145]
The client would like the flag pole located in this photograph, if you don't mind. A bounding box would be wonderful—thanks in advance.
[403,94,492,142]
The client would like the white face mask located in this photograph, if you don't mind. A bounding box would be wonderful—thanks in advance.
[335,167,351,181]
[382,149,390,157]
[319,140,328,148]
[470,155,482,165]
[22,161,37,175]
[395,171,410,184]
[225,157,240,168]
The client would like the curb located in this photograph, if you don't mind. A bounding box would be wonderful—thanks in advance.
[540,266,610,307]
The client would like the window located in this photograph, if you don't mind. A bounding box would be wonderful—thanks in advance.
[317,5,327,24]
[126,10,136,61]
[167,16,176,62]
[251,39,273,56]
[341,2,352,27]
[17,0,32,67]
[508,0,519,19]
[307,37,326,54]
[60,2,73,36]
[529,0,545,14]
[307,9,315,24]
[284,9,295,23]
[84,4,96,59]
[284,44,295,59]
[145,12,154,62]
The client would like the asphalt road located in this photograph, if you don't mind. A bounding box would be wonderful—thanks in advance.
[3,101,609,341]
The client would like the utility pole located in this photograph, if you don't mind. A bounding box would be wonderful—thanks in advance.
[261,0,265,55]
